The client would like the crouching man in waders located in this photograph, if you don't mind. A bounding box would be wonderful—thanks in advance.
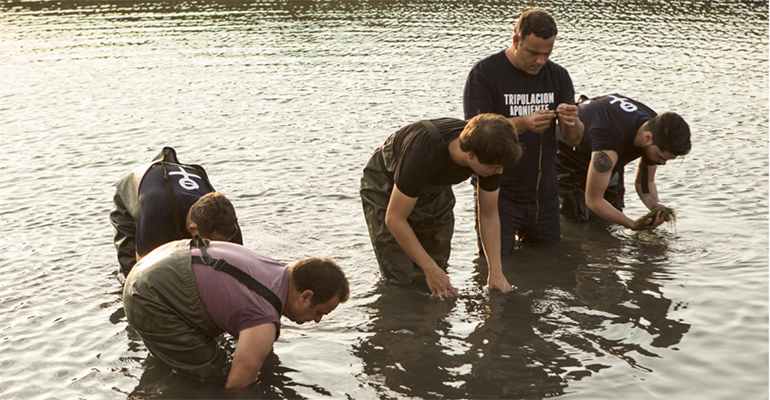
[110,147,243,276]
[556,94,692,230]
[360,114,523,296]
[123,237,350,391]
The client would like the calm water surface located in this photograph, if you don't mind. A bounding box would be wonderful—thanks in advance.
[0,1,767,399]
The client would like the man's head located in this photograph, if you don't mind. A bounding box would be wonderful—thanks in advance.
[460,113,523,176]
[186,192,239,241]
[283,258,350,324]
[641,112,692,165]
[510,9,558,75]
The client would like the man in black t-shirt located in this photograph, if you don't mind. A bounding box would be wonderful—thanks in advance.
[110,147,243,276]
[360,114,522,296]
[464,9,584,254]
[556,94,691,230]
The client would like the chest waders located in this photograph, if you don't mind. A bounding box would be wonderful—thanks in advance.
[123,237,284,381]
[359,120,456,285]
[111,147,214,276]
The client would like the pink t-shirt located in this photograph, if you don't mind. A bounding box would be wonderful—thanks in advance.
[191,242,290,339]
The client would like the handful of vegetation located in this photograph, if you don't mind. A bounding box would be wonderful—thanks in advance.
[633,205,676,230]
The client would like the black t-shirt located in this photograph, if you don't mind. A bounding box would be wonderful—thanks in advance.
[464,50,576,203]
[390,118,502,198]
[560,94,653,183]
[135,163,243,257]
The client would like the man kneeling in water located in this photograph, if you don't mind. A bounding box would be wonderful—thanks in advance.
[123,237,350,390]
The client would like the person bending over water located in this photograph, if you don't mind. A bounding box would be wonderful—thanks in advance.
[556,93,692,229]
[110,147,243,276]
[360,114,522,296]
[123,237,349,390]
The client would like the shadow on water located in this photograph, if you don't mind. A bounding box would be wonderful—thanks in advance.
[354,218,690,399]
[111,307,328,399]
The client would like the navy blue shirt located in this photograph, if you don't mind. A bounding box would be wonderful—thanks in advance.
[561,94,653,181]
[464,50,576,203]
[135,163,243,257]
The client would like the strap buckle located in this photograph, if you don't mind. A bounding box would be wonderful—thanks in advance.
[212,258,227,271]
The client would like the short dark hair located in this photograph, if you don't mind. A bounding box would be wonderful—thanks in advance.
[189,192,238,239]
[514,9,558,40]
[290,258,350,305]
[459,113,523,166]
[646,112,692,156]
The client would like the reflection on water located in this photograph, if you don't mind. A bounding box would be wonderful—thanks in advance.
[354,219,691,399]
[0,0,766,399]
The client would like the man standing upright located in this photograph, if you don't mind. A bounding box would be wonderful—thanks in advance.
[464,9,583,254]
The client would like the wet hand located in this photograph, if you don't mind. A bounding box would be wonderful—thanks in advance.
[633,210,667,230]
[425,266,459,298]
[487,272,513,293]
[556,103,578,127]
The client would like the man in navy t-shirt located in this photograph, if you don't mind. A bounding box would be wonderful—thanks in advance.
[110,147,243,276]
[464,9,584,254]
[556,94,691,230]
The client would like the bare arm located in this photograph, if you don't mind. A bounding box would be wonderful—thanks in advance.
[225,323,277,391]
[585,150,636,229]
[634,160,661,209]
[477,185,511,293]
[556,103,584,146]
[385,185,458,297]
[586,151,665,230]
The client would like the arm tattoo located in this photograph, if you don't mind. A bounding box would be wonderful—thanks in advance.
[592,151,613,173]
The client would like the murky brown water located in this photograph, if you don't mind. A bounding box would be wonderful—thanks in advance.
[0,0,767,399]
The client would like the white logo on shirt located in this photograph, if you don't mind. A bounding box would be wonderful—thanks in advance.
[606,94,638,113]
[169,166,202,190]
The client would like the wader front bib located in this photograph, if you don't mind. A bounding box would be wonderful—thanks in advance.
[359,121,456,285]
[123,239,230,381]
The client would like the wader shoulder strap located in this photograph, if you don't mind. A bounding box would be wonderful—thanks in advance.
[190,238,283,316]
[420,120,445,151]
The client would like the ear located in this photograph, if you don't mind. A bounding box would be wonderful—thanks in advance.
[468,151,477,162]
[643,131,654,145]
[299,289,314,305]
[187,222,199,237]
[512,34,520,49]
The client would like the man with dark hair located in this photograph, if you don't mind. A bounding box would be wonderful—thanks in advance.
[464,9,584,254]
[110,147,243,276]
[360,114,523,295]
[188,192,239,240]
[123,237,350,391]
[556,93,692,229]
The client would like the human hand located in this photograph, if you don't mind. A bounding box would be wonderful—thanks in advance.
[487,270,513,293]
[522,109,557,133]
[555,103,579,127]
[632,210,667,230]
[424,265,459,298]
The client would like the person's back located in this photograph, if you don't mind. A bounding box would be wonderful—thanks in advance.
[123,238,349,389]
[192,242,290,338]
[110,147,243,276]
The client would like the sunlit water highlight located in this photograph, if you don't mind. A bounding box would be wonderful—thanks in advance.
[0,1,767,399]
